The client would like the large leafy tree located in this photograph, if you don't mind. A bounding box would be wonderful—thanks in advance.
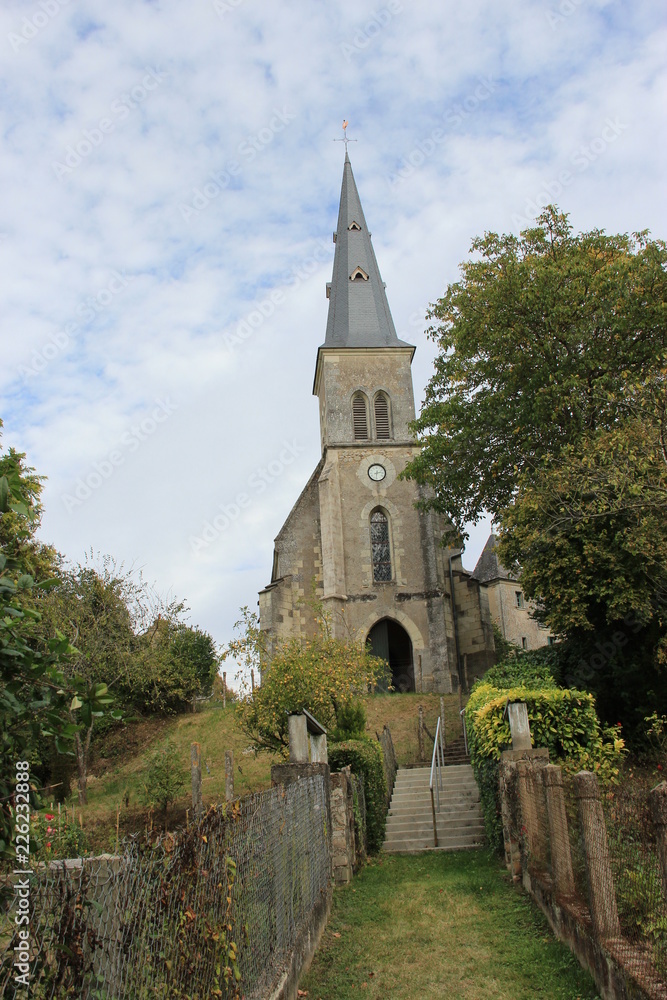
[403,209,667,736]
[0,427,116,855]
[404,208,666,538]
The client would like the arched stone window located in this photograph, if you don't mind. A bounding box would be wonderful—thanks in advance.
[370,508,392,582]
[374,392,391,439]
[352,391,369,440]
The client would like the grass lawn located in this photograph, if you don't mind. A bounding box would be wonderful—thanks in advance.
[300,851,600,1000]
[58,692,462,851]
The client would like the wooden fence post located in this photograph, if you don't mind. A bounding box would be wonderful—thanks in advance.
[543,764,575,897]
[225,750,234,802]
[418,705,425,762]
[222,671,227,709]
[574,770,621,939]
[650,780,667,903]
[191,742,202,818]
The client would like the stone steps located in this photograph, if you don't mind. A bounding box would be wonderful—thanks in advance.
[383,765,485,854]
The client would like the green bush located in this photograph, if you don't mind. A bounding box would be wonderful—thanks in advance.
[331,699,367,741]
[465,678,626,855]
[484,650,559,690]
[328,738,387,854]
[143,740,186,818]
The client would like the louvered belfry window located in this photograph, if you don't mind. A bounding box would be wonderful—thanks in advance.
[371,510,392,582]
[352,392,369,440]
[374,393,391,439]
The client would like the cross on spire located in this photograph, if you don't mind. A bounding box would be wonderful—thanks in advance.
[333,120,357,158]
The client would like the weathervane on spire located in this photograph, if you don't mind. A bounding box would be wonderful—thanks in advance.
[334,120,357,155]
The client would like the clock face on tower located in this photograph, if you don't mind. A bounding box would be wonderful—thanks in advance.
[368,464,386,482]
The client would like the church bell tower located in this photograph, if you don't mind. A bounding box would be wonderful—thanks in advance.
[259,150,493,693]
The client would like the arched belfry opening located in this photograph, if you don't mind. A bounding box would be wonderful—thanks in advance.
[367,618,415,693]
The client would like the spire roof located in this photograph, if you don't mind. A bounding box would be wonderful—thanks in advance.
[322,154,412,350]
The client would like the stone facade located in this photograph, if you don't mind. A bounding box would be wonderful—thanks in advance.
[472,533,553,652]
[259,153,497,693]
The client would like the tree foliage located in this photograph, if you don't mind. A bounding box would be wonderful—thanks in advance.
[404,208,666,540]
[228,607,386,755]
[0,428,117,857]
[403,209,667,736]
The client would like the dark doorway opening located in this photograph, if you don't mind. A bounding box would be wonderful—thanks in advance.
[367,618,415,693]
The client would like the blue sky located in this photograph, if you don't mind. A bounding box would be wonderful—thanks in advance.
[1,0,665,670]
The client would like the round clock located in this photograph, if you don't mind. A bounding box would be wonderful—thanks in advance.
[368,464,386,482]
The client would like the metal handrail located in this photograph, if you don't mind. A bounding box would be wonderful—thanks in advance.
[429,715,444,847]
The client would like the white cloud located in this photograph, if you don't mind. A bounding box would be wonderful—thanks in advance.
[1,0,664,652]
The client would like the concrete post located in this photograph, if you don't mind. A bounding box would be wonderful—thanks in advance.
[310,733,328,764]
[543,764,575,897]
[225,750,234,802]
[516,760,541,868]
[190,743,202,817]
[649,780,667,902]
[574,770,621,940]
[508,702,532,751]
[288,714,309,763]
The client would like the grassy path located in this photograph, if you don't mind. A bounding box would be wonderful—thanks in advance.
[301,851,600,1000]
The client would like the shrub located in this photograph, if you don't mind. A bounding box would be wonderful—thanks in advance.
[331,699,367,741]
[143,740,186,822]
[328,738,387,853]
[465,679,625,854]
[483,650,559,690]
[231,608,385,755]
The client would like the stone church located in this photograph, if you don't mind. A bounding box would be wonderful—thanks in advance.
[259,153,545,693]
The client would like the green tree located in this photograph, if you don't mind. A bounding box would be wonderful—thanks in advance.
[143,740,186,831]
[0,427,116,857]
[403,209,667,737]
[404,208,666,540]
[227,607,386,755]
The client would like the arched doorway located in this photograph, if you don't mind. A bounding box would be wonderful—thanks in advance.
[367,618,415,693]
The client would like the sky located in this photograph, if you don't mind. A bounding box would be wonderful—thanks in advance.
[1,0,665,668]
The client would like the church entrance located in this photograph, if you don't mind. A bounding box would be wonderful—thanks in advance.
[367,618,415,693]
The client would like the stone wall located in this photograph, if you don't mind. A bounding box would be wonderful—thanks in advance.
[486,578,553,651]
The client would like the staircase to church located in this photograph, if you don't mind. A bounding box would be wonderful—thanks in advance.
[382,763,485,853]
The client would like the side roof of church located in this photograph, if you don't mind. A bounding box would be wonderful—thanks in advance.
[471,533,516,584]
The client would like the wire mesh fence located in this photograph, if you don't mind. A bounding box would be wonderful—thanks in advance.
[0,774,330,1000]
[502,760,667,991]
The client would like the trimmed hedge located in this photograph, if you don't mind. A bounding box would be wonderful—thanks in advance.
[329,738,387,853]
[465,664,625,854]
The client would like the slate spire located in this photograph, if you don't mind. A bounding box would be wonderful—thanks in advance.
[323,153,411,349]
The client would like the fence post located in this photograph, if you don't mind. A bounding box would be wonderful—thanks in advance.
[440,696,446,748]
[516,760,542,869]
[222,670,227,709]
[225,750,234,802]
[191,742,202,817]
[543,765,575,897]
[650,780,667,903]
[574,770,621,940]
[418,705,425,762]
